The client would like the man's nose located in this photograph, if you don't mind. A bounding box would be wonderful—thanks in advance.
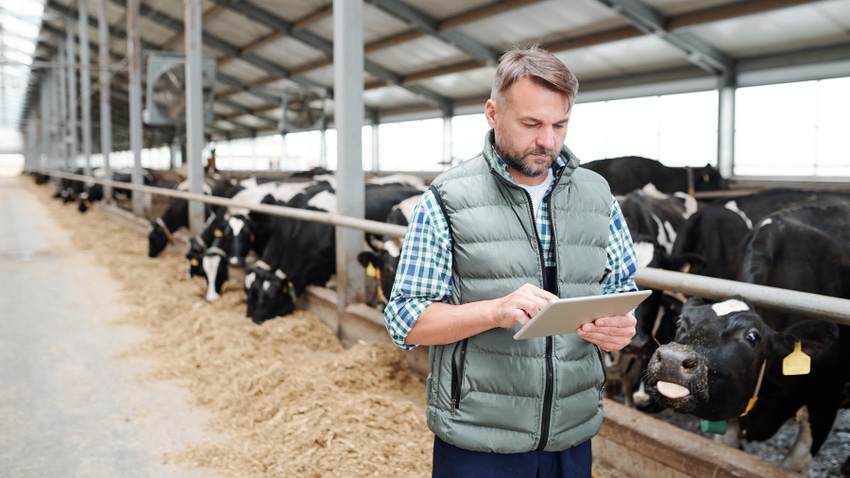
[536,127,556,149]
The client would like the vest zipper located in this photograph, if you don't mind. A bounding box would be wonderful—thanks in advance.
[450,339,469,414]
[537,336,555,451]
[491,170,559,450]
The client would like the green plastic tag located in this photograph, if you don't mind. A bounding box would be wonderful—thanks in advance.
[700,419,727,435]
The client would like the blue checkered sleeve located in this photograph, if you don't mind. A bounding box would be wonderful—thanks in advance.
[604,197,639,294]
[383,189,452,350]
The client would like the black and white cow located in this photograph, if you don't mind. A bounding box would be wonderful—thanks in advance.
[77,168,156,213]
[244,181,424,323]
[646,296,846,474]
[670,188,850,280]
[581,156,727,195]
[604,184,696,409]
[147,176,232,257]
[647,203,850,474]
[357,193,422,307]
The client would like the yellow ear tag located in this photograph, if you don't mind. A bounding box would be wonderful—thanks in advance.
[782,341,811,376]
[214,229,223,237]
[190,259,199,266]
[365,262,376,277]
[375,268,381,280]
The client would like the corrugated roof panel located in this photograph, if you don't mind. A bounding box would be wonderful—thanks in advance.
[361,4,411,44]
[413,67,496,101]
[249,36,329,71]
[217,58,274,83]
[457,0,625,49]
[243,0,328,21]
[558,35,694,79]
[686,1,850,57]
[203,9,273,48]
[368,36,469,76]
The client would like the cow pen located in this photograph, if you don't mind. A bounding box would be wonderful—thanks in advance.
[42,170,850,477]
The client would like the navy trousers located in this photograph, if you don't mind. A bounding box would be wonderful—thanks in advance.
[431,436,593,478]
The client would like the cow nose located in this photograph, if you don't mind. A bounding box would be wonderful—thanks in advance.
[654,345,701,377]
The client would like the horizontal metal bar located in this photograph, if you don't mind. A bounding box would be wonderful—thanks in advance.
[46,170,409,238]
[635,267,850,327]
[45,169,850,327]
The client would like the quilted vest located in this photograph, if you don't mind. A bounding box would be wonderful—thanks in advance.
[426,130,612,453]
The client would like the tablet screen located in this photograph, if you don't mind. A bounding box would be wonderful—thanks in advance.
[513,290,651,340]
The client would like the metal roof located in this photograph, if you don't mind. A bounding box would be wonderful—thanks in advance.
[11,0,850,151]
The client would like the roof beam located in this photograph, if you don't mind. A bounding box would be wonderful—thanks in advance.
[364,0,500,67]
[594,0,731,74]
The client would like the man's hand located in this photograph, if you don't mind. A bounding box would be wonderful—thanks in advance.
[491,283,558,329]
[576,314,637,352]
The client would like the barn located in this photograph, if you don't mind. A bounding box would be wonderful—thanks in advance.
[1,0,850,476]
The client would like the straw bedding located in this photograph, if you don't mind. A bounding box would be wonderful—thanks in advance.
[27,178,611,478]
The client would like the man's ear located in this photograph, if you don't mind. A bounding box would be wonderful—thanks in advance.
[484,98,498,128]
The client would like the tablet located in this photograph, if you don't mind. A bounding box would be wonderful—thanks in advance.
[513,290,651,340]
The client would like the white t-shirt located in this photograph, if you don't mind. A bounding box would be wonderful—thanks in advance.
[518,168,554,219]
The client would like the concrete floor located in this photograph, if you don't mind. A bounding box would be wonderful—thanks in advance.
[0,175,217,478]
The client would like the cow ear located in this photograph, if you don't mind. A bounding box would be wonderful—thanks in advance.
[771,320,839,360]
[357,252,380,268]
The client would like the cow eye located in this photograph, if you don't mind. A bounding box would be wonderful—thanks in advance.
[744,330,761,344]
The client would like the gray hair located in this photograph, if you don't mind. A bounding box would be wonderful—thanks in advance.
[490,45,579,106]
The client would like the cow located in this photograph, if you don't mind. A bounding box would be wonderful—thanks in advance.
[670,188,850,280]
[77,168,155,213]
[580,156,727,195]
[356,193,422,308]
[194,179,320,302]
[603,184,696,409]
[647,203,850,475]
[147,176,233,257]
[245,181,424,323]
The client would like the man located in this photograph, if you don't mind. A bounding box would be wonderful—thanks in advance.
[384,46,639,477]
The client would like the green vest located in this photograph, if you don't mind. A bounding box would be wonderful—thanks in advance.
[426,130,612,453]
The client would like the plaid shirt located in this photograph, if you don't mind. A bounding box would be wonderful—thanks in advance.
[384,157,639,350]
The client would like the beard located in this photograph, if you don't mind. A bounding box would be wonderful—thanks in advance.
[495,141,559,177]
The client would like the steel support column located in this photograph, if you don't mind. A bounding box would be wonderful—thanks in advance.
[717,73,736,179]
[127,0,144,215]
[184,0,206,235]
[66,17,78,170]
[98,0,113,203]
[79,0,92,179]
[333,0,366,318]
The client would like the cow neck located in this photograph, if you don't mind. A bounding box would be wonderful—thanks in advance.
[741,360,767,417]
[155,217,173,240]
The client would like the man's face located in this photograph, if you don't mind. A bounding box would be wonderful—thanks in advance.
[485,77,571,181]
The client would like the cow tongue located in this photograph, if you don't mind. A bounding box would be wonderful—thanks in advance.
[657,381,691,399]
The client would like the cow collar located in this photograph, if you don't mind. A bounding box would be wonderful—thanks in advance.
[155,217,174,242]
[741,360,767,417]
[206,246,227,258]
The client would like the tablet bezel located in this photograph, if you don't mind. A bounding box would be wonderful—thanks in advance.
[513,290,651,340]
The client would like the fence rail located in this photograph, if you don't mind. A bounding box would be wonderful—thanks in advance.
[44,169,850,327]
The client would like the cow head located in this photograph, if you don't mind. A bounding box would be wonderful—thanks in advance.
[694,164,728,191]
[148,219,172,257]
[201,222,233,302]
[357,238,401,307]
[244,266,297,324]
[185,237,207,279]
[227,214,254,267]
[203,246,230,302]
[646,296,838,422]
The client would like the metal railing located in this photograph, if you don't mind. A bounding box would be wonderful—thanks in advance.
[42,169,850,328]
